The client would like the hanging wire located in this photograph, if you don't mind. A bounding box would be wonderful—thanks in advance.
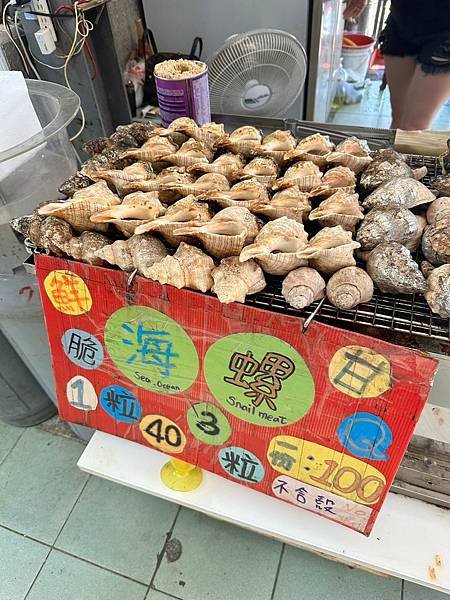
[14,9,41,79]
[63,3,87,141]
[2,0,31,74]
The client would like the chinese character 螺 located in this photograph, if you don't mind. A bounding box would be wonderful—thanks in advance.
[333,348,388,396]
[122,322,178,378]
[67,332,99,366]
[221,450,259,482]
[224,351,295,411]
[103,388,138,420]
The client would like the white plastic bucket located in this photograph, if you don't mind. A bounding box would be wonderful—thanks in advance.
[342,33,375,83]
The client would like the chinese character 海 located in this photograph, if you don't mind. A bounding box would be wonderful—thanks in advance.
[295,487,308,504]
[224,351,295,411]
[273,478,289,495]
[121,322,178,378]
[333,348,389,396]
[67,332,99,366]
[220,449,259,482]
[315,495,336,514]
[103,388,138,420]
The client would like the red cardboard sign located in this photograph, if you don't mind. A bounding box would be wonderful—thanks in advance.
[35,254,438,535]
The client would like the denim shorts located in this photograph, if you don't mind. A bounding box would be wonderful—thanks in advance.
[380,15,450,74]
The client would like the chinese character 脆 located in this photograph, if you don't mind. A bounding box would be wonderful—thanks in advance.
[332,348,389,396]
[121,322,179,378]
[224,351,295,411]
[67,332,99,366]
[220,449,260,482]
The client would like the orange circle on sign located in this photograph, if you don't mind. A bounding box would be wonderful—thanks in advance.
[140,414,186,454]
[44,270,92,315]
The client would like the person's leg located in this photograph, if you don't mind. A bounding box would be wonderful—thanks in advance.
[398,37,450,130]
[383,55,417,127]
[398,66,450,130]
[379,17,418,127]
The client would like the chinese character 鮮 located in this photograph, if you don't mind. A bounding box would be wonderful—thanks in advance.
[48,273,88,314]
[224,351,295,411]
[121,322,178,378]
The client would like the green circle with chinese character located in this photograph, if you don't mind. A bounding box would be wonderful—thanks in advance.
[187,402,232,445]
[204,333,314,427]
[105,306,199,394]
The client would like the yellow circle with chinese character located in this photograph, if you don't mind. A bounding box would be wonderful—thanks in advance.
[329,345,391,399]
[44,270,92,315]
[140,414,186,454]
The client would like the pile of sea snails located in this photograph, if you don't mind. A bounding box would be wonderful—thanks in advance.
[10,118,450,316]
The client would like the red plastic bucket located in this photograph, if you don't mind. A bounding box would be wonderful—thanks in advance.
[343,33,376,49]
[342,33,376,82]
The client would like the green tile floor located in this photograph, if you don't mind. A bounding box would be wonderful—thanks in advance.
[1,419,449,600]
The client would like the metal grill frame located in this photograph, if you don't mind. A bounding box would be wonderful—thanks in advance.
[245,134,450,343]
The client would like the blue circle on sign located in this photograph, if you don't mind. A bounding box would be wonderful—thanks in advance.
[61,328,104,370]
[100,385,142,424]
[337,412,392,461]
[218,446,265,484]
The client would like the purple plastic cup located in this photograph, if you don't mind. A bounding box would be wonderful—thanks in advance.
[154,61,211,127]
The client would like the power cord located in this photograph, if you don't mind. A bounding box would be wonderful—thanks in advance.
[7,0,98,142]
[2,0,31,74]
[14,8,41,78]
[25,9,74,17]
[64,2,86,141]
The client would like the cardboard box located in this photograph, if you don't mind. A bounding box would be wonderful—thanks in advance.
[36,254,438,535]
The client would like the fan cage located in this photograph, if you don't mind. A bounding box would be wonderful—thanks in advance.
[208,29,307,117]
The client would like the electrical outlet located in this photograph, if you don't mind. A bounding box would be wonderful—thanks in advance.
[31,0,57,42]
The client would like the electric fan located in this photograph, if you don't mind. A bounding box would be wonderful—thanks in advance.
[207,29,307,117]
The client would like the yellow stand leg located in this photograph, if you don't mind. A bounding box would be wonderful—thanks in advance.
[160,458,203,492]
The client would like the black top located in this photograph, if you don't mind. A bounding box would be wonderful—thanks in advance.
[390,0,450,41]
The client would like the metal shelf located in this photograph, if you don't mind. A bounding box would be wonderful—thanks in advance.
[245,149,449,342]
[246,282,450,343]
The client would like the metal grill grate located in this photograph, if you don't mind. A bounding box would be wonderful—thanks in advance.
[245,152,450,342]
[245,281,450,341]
